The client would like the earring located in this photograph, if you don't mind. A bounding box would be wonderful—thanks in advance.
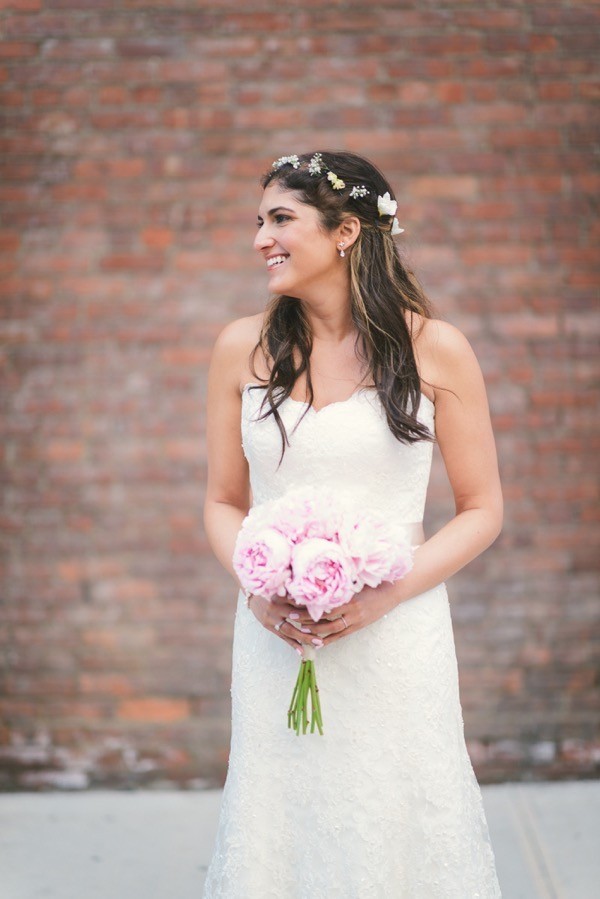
[338,242,345,258]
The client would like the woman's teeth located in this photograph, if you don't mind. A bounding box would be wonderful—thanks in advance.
[267,255,288,269]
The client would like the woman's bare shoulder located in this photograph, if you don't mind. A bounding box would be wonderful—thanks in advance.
[418,317,479,364]
[415,316,487,407]
[416,316,471,352]
[214,312,264,347]
[211,312,267,392]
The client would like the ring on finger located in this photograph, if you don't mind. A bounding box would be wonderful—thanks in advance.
[274,619,285,632]
[340,614,348,630]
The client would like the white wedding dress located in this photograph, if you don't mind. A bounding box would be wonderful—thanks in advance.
[203,384,501,898]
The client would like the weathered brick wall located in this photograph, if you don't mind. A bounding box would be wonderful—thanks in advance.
[1,2,598,788]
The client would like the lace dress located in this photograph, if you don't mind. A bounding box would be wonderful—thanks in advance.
[203,384,501,899]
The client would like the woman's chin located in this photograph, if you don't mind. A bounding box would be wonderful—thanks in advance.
[268,272,289,289]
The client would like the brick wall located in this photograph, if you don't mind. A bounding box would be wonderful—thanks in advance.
[1,1,598,789]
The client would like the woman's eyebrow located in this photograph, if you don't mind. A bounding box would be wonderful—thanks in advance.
[256,206,296,221]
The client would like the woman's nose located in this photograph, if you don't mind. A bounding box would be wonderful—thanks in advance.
[253,225,274,252]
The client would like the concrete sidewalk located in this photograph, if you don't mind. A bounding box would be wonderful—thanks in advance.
[1,781,598,898]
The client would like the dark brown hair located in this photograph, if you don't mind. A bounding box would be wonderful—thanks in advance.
[249,150,437,462]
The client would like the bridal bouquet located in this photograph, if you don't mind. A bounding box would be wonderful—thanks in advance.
[232,487,414,736]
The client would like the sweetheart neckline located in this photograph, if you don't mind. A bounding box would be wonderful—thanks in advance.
[241,382,435,415]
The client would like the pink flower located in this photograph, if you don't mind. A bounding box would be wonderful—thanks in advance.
[272,488,342,543]
[286,537,360,621]
[387,538,414,581]
[233,526,292,598]
[339,517,414,588]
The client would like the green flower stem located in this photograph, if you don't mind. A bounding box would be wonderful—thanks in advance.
[288,659,307,734]
[309,666,324,735]
[287,661,302,729]
[288,657,324,736]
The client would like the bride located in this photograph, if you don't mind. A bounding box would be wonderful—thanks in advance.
[202,150,503,897]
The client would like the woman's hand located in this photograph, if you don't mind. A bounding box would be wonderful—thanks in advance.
[316,581,400,647]
[253,581,402,650]
[247,593,327,654]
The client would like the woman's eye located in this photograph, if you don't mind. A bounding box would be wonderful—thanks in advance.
[256,215,290,227]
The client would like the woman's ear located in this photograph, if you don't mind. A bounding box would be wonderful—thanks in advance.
[337,215,361,250]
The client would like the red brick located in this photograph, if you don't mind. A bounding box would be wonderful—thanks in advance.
[492,315,559,339]
[462,245,532,266]
[0,0,42,9]
[141,227,173,250]
[454,10,523,29]
[0,41,37,57]
[107,159,146,178]
[436,83,466,104]
[0,231,20,251]
[80,674,134,697]
[51,184,107,201]
[98,85,128,105]
[161,346,210,367]
[132,85,161,104]
[100,254,163,272]
[117,698,190,723]
[578,82,600,100]
[532,8,600,28]
[529,34,559,53]
[491,128,562,149]
[539,82,574,101]
[409,176,479,200]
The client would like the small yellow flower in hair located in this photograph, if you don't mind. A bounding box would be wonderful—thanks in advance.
[327,171,346,190]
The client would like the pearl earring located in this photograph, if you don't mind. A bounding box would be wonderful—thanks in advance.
[338,242,345,258]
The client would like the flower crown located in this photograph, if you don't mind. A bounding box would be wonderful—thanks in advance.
[271,153,404,236]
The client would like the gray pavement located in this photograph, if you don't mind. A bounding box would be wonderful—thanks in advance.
[1,781,598,898]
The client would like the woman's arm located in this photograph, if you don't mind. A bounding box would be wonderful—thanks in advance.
[203,319,252,578]
[203,317,311,652]
[392,317,503,598]
[317,319,504,644]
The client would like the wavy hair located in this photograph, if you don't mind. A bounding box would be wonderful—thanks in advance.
[249,150,438,463]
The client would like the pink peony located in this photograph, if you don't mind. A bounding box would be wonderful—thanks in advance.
[233,526,292,598]
[270,488,342,544]
[286,537,360,622]
[338,517,414,588]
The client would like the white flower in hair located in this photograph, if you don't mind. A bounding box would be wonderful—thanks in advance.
[377,191,398,217]
[308,153,323,175]
[391,217,404,235]
[272,155,300,170]
[349,185,369,198]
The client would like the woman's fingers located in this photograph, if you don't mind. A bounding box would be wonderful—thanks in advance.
[321,624,355,647]
[269,596,316,624]
[275,632,304,653]
[262,597,356,643]
[278,621,319,644]
[309,617,347,638]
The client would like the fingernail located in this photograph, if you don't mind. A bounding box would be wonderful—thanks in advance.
[312,638,323,646]
[288,612,300,619]
[300,627,312,634]
[295,647,303,656]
